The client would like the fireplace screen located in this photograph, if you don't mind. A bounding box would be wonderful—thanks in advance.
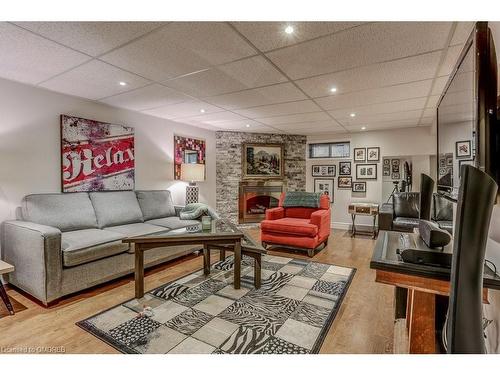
[239,182,283,223]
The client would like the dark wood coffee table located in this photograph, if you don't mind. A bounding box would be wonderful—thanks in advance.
[124,219,248,299]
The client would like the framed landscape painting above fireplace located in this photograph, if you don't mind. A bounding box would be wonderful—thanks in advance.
[242,143,284,179]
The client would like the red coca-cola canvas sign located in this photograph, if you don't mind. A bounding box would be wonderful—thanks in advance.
[61,115,135,192]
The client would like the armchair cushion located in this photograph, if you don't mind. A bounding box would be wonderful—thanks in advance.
[261,218,318,237]
[393,192,420,219]
[393,217,420,232]
[265,207,284,220]
[310,209,331,240]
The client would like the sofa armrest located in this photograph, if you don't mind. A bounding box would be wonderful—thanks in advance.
[378,203,394,231]
[0,220,62,304]
[265,207,284,220]
[310,209,331,239]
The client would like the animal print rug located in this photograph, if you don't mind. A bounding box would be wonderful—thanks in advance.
[77,254,355,354]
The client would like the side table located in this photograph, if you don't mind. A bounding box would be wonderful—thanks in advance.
[0,260,15,315]
[348,202,379,239]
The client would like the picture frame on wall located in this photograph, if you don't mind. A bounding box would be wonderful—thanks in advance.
[312,165,336,177]
[355,163,377,180]
[353,148,366,162]
[392,172,401,180]
[383,165,391,177]
[445,153,453,166]
[352,181,366,193]
[314,178,334,203]
[339,161,351,175]
[338,176,353,189]
[242,143,284,179]
[383,159,390,166]
[455,140,472,158]
[367,147,380,162]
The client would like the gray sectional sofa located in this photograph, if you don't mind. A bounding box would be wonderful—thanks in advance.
[0,190,204,306]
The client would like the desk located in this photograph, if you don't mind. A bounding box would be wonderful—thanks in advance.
[370,231,500,353]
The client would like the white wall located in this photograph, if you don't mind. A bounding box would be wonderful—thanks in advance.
[0,78,216,235]
[306,127,436,228]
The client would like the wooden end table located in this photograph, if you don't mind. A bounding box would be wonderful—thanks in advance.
[123,219,246,299]
[348,202,379,239]
[0,260,15,315]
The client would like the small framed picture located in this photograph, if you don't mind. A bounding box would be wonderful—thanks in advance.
[312,165,336,177]
[339,161,351,175]
[383,159,390,166]
[445,153,453,167]
[383,165,391,177]
[392,172,401,180]
[352,181,366,193]
[439,157,446,168]
[354,148,366,163]
[314,179,334,203]
[356,163,377,180]
[456,140,471,158]
[367,147,380,162]
[458,159,474,178]
[338,176,353,189]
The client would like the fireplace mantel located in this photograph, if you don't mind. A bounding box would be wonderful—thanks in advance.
[238,180,284,224]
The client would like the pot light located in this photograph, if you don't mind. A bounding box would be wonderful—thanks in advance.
[118,81,127,86]
[245,124,251,128]
[330,87,337,93]
[350,113,356,117]
[285,25,294,34]
[200,109,206,113]
[361,126,367,130]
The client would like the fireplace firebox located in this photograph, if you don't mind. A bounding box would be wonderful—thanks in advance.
[239,181,284,223]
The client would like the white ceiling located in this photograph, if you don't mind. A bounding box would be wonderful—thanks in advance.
[0,21,481,134]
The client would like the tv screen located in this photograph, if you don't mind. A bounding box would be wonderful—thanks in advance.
[436,22,498,198]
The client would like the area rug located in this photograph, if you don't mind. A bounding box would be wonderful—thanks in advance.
[77,254,355,354]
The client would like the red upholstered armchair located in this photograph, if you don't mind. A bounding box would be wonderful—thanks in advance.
[260,192,331,257]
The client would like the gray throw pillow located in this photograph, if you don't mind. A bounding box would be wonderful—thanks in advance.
[136,190,176,220]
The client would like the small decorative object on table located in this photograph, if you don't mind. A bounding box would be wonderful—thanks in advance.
[181,163,205,204]
[0,260,15,315]
[201,215,212,230]
[348,202,379,238]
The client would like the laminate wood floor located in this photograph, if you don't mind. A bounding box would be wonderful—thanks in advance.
[0,229,394,354]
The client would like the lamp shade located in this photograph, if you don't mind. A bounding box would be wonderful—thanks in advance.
[181,163,205,182]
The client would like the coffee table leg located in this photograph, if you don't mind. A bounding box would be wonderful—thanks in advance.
[351,214,356,237]
[203,244,210,275]
[233,240,241,289]
[254,255,262,289]
[135,245,144,299]
[0,280,14,315]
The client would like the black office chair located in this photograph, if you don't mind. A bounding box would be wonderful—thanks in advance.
[446,165,498,353]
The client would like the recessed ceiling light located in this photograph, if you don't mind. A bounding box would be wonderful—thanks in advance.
[119,81,127,86]
[285,25,294,34]
[350,113,356,117]
[200,109,206,113]
[361,126,367,130]
[245,124,251,128]
[330,87,337,93]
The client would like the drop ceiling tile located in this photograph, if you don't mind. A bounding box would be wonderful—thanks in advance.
[205,82,307,110]
[14,22,166,56]
[40,60,151,100]
[142,100,223,119]
[345,118,420,131]
[258,111,330,125]
[419,117,434,125]
[100,84,190,111]
[180,111,247,126]
[328,97,427,119]
[272,120,344,131]
[437,44,463,76]
[232,21,364,52]
[266,22,452,79]
[100,22,256,81]
[296,51,442,98]
[164,55,286,97]
[431,76,449,96]
[233,100,321,118]
[337,110,423,126]
[0,23,90,84]
[287,127,346,135]
[450,22,474,46]
[316,79,433,111]
[212,121,276,132]
[426,95,440,108]
[422,108,436,118]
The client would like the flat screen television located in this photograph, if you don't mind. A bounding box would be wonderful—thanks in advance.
[436,22,499,199]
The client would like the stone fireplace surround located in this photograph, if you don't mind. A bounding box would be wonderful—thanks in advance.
[216,131,307,224]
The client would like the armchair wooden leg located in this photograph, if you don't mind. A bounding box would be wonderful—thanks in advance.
[307,249,314,257]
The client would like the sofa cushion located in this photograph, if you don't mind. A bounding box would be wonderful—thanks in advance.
[436,220,453,234]
[61,229,129,267]
[89,191,144,228]
[104,223,167,237]
[146,217,201,230]
[261,218,318,237]
[136,190,176,221]
[433,194,454,221]
[21,193,98,232]
[393,217,420,232]
[393,192,420,219]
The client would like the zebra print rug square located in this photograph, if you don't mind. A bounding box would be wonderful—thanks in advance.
[77,254,355,354]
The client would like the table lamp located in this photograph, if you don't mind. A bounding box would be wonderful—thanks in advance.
[181,163,205,204]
